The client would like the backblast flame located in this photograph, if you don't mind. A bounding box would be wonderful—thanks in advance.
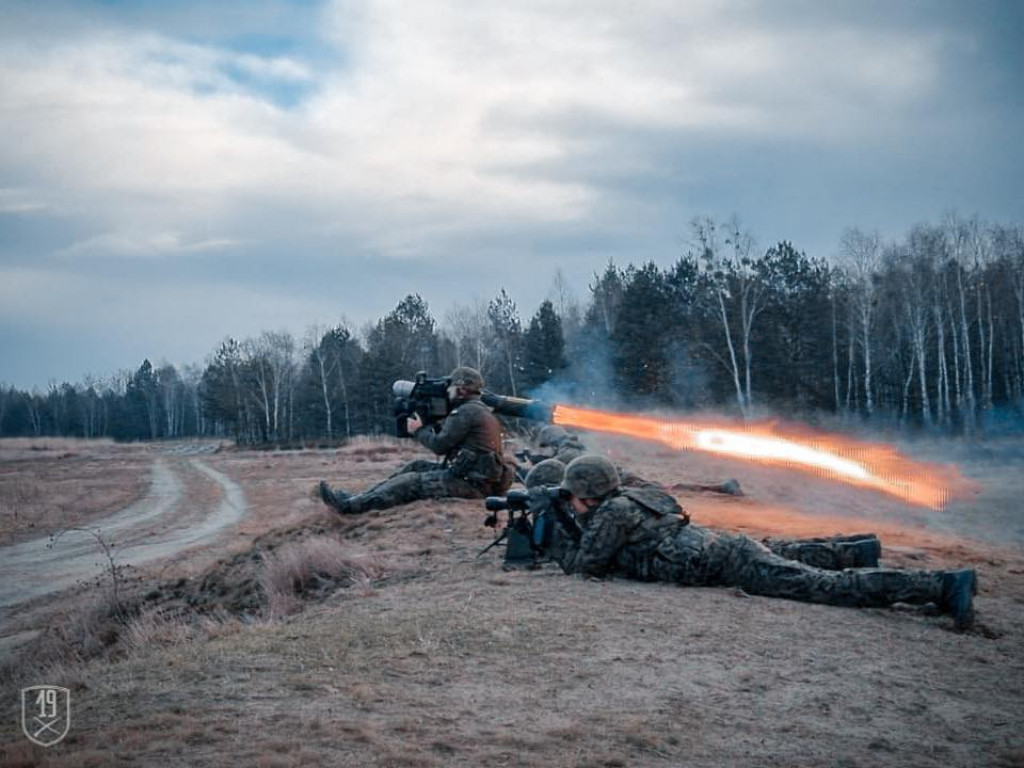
[551,404,967,509]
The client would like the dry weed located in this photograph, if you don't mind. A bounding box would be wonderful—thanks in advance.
[259,536,389,618]
[0,594,121,687]
[122,609,194,653]
[0,740,41,768]
[0,477,41,524]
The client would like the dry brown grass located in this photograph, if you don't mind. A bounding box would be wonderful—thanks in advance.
[0,438,150,546]
[260,537,389,618]
[2,434,1023,766]
[122,609,241,654]
[0,437,116,457]
[0,593,120,687]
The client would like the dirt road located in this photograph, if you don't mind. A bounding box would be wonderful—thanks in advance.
[0,452,246,613]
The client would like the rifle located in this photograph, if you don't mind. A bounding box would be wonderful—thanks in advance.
[392,371,554,438]
[477,487,575,563]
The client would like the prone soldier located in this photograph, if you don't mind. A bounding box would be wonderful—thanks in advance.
[512,457,880,570]
[522,425,587,465]
[318,367,514,515]
[549,454,977,630]
[517,425,742,496]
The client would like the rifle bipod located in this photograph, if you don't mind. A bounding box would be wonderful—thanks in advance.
[477,508,537,564]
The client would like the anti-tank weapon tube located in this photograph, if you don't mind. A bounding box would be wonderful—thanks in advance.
[480,391,553,423]
[392,373,555,438]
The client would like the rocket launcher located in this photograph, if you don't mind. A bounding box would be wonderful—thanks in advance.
[392,372,554,438]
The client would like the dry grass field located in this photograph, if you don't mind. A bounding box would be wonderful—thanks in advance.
[0,431,1022,767]
[0,439,150,547]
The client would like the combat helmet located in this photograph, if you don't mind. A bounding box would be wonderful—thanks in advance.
[561,454,620,499]
[525,458,566,489]
[448,366,484,393]
[537,425,569,447]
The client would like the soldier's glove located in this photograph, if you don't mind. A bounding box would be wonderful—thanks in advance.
[552,505,582,541]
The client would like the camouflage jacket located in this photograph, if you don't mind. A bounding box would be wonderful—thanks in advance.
[416,397,511,484]
[558,487,690,578]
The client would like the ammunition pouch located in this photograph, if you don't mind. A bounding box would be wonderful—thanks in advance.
[447,448,511,491]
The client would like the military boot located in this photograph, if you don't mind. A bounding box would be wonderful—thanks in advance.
[941,569,977,630]
[717,478,743,496]
[834,537,882,568]
[318,481,353,515]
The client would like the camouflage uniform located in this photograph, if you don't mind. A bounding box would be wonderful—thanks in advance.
[324,394,513,514]
[763,533,881,570]
[518,427,586,466]
[526,459,877,570]
[557,487,957,615]
[522,426,648,486]
[550,440,586,465]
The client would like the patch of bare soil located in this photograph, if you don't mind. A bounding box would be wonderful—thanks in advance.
[1,432,1022,767]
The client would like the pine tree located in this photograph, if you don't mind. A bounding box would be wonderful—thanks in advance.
[610,263,674,401]
[522,300,567,391]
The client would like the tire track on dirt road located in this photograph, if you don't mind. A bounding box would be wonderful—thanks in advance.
[0,456,247,612]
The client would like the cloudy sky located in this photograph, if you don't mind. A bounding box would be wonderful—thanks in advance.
[1,0,1021,390]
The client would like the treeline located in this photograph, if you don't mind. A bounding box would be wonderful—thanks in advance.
[2,214,1022,442]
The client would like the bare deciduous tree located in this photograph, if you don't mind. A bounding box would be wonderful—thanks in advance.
[839,227,883,416]
[692,216,764,417]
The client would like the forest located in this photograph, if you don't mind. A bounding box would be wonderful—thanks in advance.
[2,214,1023,442]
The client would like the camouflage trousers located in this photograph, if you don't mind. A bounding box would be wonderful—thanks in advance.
[543,523,878,572]
[343,459,505,514]
[763,532,880,570]
[640,525,944,609]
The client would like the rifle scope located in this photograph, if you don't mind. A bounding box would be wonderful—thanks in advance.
[484,489,531,512]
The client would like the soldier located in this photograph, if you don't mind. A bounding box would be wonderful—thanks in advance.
[551,454,978,630]
[318,367,514,515]
[763,532,881,570]
[530,425,587,464]
[524,458,879,570]
[523,458,573,560]
[518,425,742,496]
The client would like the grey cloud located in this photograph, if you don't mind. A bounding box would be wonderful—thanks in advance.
[1,0,1021,389]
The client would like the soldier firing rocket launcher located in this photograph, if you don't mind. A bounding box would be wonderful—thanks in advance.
[392,371,553,437]
[394,372,965,509]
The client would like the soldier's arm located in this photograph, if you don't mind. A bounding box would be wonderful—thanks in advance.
[526,487,555,515]
[558,504,629,577]
[416,406,473,455]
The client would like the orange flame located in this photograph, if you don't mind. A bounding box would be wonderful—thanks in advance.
[552,404,968,509]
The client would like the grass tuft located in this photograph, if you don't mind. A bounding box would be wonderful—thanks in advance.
[260,537,388,618]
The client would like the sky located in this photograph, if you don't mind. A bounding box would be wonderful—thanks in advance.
[1,0,1022,390]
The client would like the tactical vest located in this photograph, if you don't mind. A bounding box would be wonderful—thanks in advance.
[437,402,510,491]
[619,487,690,545]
